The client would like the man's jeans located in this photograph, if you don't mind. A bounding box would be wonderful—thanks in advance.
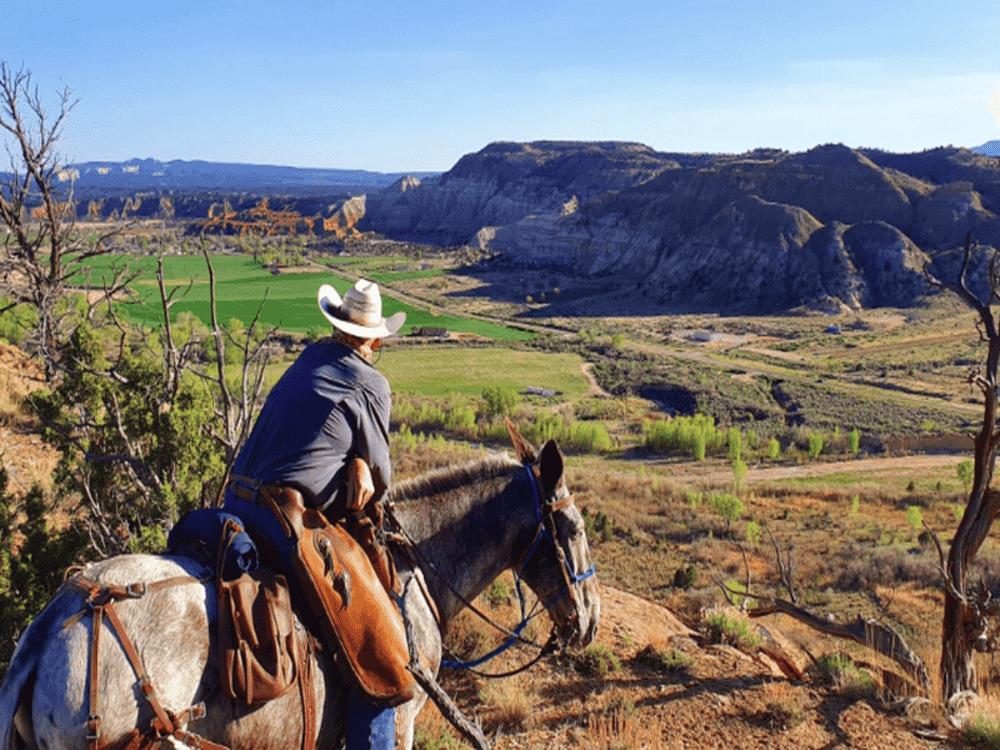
[223,490,397,750]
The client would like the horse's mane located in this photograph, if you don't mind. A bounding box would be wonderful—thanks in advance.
[387,453,520,504]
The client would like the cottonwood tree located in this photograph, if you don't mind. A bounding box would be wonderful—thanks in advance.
[0,63,126,379]
[924,233,1000,700]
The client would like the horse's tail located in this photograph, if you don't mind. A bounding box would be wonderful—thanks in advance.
[0,586,80,749]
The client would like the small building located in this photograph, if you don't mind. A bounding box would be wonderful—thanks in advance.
[525,386,558,398]
[689,330,716,343]
[410,326,449,338]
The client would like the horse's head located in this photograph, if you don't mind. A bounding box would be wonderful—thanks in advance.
[506,419,600,650]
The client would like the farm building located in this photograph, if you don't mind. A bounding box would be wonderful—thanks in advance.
[410,326,449,338]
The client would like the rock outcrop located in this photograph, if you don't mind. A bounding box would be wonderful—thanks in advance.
[359,141,678,244]
[353,140,1000,312]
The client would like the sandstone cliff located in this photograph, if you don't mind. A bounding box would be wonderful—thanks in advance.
[355,140,1000,312]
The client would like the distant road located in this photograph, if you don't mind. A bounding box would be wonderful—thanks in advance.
[643,453,965,485]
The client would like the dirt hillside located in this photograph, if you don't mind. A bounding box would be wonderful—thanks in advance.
[423,585,956,749]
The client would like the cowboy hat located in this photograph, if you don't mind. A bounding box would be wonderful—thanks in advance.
[317,278,406,339]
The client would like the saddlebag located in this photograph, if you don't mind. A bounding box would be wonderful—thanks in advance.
[215,519,299,706]
[261,485,416,707]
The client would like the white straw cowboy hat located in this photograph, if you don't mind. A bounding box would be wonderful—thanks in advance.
[317,279,406,339]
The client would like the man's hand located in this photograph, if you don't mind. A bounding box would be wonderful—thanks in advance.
[346,457,375,511]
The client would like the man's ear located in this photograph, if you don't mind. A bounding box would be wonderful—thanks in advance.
[505,417,537,464]
[538,440,564,498]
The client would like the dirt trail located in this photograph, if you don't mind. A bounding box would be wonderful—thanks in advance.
[580,362,611,398]
[646,453,965,485]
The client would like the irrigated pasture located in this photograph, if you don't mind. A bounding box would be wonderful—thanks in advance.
[378,346,589,398]
[80,254,531,340]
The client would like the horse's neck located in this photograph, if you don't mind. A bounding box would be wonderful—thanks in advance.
[391,464,534,623]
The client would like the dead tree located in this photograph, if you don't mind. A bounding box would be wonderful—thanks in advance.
[719,530,931,695]
[923,233,1000,699]
[193,244,275,500]
[0,63,124,379]
[35,250,276,554]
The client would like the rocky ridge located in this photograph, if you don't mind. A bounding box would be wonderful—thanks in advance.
[358,141,1000,313]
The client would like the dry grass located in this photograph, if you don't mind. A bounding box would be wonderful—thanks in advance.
[581,705,666,749]
[413,703,462,750]
[964,697,1000,748]
[478,676,534,730]
[0,344,37,428]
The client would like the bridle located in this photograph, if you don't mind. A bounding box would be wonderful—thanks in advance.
[384,463,596,678]
[514,465,596,611]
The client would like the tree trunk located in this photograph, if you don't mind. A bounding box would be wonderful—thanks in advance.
[941,582,976,698]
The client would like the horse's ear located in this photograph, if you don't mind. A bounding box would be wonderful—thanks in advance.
[505,417,537,464]
[538,439,564,498]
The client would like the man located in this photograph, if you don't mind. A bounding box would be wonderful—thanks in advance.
[224,278,409,750]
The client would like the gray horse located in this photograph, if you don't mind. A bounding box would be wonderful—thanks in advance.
[0,436,599,749]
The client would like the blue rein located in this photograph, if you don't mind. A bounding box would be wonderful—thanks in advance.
[441,466,596,671]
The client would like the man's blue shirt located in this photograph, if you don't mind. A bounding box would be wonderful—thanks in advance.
[230,338,393,511]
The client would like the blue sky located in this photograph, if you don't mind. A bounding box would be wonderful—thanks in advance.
[2,1,998,171]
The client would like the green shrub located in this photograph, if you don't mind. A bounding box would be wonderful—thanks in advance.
[722,579,757,609]
[847,428,861,455]
[731,457,747,494]
[767,437,781,460]
[709,492,744,534]
[582,508,614,543]
[481,385,519,418]
[905,505,924,533]
[964,711,1000,749]
[745,520,761,547]
[0,301,36,345]
[642,414,722,461]
[812,653,875,699]
[672,564,698,590]
[485,577,511,608]
[693,431,706,461]
[807,432,825,459]
[528,412,562,445]
[633,644,693,673]
[957,459,975,495]
[726,427,742,462]
[562,421,613,453]
[685,490,703,509]
[703,610,761,651]
[0,470,85,674]
[849,495,861,517]
[574,643,622,677]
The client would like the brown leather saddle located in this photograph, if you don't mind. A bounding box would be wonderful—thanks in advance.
[222,478,415,710]
[258,484,415,706]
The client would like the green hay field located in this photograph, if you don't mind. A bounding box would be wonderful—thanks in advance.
[82,254,530,340]
[376,346,590,397]
[262,346,589,400]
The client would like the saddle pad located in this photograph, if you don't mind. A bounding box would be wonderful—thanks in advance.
[264,486,416,707]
